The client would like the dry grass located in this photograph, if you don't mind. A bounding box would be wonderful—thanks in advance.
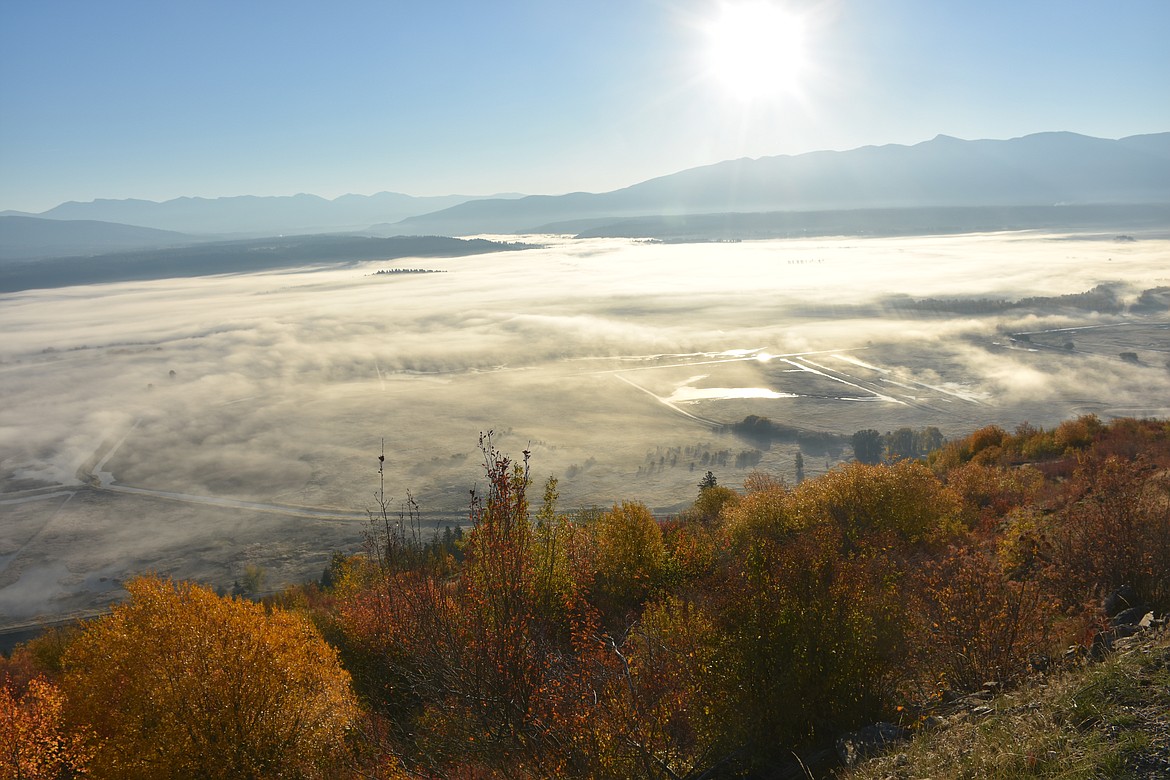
[843,628,1170,779]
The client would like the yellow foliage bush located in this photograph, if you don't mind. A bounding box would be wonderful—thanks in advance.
[593,501,666,619]
[788,460,961,544]
[63,576,357,779]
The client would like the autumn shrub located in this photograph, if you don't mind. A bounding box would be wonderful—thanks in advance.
[451,441,547,756]
[659,517,720,592]
[1017,428,1062,461]
[722,480,799,544]
[337,568,455,729]
[944,461,1044,528]
[931,424,1008,470]
[995,507,1049,578]
[1044,456,1170,612]
[531,476,585,630]
[914,545,1055,692]
[63,576,358,780]
[590,500,665,625]
[590,595,722,780]
[788,459,961,545]
[337,437,611,778]
[3,626,79,683]
[676,461,962,760]
[685,521,913,769]
[1088,416,1170,465]
[742,469,787,494]
[690,484,739,524]
[1,675,93,780]
[1052,414,1103,453]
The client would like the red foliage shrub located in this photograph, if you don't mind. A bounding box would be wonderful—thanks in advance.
[945,462,1044,529]
[914,545,1055,692]
[1044,456,1170,612]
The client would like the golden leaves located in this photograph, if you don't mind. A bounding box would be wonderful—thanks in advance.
[62,576,357,779]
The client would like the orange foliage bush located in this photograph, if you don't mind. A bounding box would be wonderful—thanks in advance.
[1,675,92,780]
[931,424,1008,470]
[1052,414,1103,453]
[337,437,612,778]
[63,576,357,779]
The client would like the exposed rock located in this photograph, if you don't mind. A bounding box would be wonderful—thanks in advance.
[1114,606,1153,627]
[921,715,946,730]
[1105,584,1139,617]
[1093,611,1163,658]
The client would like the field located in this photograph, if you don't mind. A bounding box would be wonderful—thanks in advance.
[2,230,1169,628]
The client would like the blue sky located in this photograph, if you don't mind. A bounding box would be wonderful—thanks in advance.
[2,0,1168,212]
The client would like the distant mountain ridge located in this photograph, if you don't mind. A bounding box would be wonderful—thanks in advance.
[0,191,525,237]
[394,131,1170,235]
[5,131,1168,243]
[0,216,196,261]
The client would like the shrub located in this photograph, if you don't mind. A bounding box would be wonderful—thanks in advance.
[709,522,912,759]
[945,461,1044,528]
[915,546,1054,692]
[691,485,739,524]
[63,576,357,779]
[0,675,93,779]
[591,501,666,623]
[1045,457,1170,612]
[788,460,961,545]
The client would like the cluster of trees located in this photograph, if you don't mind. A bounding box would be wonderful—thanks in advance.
[852,426,946,464]
[726,415,847,456]
[635,445,762,477]
[4,417,1170,778]
[899,283,1128,316]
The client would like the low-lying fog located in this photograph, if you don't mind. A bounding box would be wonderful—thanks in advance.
[2,232,1169,626]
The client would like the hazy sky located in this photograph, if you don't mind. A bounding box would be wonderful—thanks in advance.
[2,0,1168,212]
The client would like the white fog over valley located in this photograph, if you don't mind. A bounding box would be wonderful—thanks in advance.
[2,231,1169,627]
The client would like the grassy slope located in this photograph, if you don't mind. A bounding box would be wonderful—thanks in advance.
[844,627,1170,779]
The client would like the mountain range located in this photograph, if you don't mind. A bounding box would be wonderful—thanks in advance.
[0,216,194,261]
[0,191,523,239]
[2,131,1168,262]
[395,131,1170,235]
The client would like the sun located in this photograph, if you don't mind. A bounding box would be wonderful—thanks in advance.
[704,1,807,101]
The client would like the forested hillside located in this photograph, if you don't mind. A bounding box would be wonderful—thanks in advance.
[3,416,1169,778]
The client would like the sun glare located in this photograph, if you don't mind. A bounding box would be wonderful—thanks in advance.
[705,1,807,101]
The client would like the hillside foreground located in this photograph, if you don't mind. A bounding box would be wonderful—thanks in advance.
[2,415,1170,778]
[844,623,1170,779]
